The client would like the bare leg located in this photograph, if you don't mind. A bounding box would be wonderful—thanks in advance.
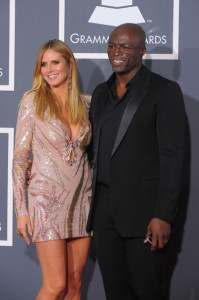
[64,237,91,300]
[35,240,67,300]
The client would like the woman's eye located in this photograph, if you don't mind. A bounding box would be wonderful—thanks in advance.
[53,61,59,64]
[41,62,46,67]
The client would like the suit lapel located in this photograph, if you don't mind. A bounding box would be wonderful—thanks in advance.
[111,68,151,157]
[92,84,109,162]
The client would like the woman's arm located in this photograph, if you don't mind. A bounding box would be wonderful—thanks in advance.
[12,92,35,244]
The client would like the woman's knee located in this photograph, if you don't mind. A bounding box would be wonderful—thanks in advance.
[44,279,67,297]
[68,269,82,293]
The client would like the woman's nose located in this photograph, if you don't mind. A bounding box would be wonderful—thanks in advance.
[47,64,53,72]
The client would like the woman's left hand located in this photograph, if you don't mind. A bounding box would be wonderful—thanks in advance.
[16,214,32,245]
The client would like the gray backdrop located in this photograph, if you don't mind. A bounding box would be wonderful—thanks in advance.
[0,0,199,299]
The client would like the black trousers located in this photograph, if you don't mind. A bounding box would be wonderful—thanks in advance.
[93,183,168,300]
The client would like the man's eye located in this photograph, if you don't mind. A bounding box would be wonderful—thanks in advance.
[53,61,59,64]
[108,45,114,49]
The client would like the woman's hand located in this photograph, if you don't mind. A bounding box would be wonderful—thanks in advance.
[16,214,32,245]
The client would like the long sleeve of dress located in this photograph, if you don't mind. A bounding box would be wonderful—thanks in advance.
[12,92,35,217]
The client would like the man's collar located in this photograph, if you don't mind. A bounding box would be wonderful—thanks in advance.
[107,64,146,89]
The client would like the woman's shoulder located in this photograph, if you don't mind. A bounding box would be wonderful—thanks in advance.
[19,91,36,109]
[80,93,91,109]
[18,91,36,117]
[20,90,35,105]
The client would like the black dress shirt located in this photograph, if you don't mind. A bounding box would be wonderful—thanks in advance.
[97,65,144,185]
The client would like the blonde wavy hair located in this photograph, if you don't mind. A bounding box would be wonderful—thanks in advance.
[29,39,89,125]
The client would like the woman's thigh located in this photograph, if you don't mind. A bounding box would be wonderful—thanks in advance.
[36,239,67,285]
[67,237,91,275]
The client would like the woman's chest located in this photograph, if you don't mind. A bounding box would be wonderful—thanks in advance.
[33,117,91,150]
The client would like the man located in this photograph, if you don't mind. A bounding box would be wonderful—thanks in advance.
[86,23,185,300]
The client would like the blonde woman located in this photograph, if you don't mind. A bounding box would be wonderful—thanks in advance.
[13,40,92,300]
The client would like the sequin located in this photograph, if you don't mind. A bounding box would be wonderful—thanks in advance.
[12,92,92,242]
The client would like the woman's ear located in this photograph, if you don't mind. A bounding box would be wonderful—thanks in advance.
[69,57,74,65]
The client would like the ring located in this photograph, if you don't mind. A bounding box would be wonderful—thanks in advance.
[14,228,23,238]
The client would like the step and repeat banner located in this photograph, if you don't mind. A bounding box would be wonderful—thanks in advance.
[0,0,15,91]
[0,0,199,299]
[60,0,179,59]
[0,0,15,248]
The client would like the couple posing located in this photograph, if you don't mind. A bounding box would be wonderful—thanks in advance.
[13,23,185,300]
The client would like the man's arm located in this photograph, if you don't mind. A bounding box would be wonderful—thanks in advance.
[146,81,185,250]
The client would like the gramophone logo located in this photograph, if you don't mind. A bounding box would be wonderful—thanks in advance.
[88,0,145,26]
[60,0,180,60]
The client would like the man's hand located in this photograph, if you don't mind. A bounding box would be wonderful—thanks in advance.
[144,218,171,251]
[16,214,32,245]
[26,159,33,185]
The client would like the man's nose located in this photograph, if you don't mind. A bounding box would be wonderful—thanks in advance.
[114,45,123,55]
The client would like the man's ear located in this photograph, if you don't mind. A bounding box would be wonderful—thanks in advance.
[140,47,146,57]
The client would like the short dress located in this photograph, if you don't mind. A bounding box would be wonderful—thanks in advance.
[12,92,92,242]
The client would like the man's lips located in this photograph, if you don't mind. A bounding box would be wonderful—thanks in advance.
[110,59,125,65]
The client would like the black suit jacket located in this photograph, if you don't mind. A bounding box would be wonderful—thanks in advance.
[86,66,185,237]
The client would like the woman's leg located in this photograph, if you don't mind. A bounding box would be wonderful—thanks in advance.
[35,240,67,300]
[64,237,91,300]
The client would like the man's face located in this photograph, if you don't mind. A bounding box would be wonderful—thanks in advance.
[107,28,145,77]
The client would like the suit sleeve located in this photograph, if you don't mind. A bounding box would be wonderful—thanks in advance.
[12,93,35,217]
[153,82,186,224]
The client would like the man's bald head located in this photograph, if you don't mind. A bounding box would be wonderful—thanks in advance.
[110,23,146,48]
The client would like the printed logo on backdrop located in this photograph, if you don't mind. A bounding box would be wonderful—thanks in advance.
[0,0,15,91]
[0,128,14,246]
[59,0,179,59]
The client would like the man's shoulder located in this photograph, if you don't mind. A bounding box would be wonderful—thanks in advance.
[92,81,109,96]
[147,70,183,106]
[150,70,180,90]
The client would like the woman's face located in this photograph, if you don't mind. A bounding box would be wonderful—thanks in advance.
[40,49,70,90]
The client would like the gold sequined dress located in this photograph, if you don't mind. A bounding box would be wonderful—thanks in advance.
[12,92,92,242]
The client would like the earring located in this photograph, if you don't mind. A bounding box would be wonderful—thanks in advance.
[68,68,72,90]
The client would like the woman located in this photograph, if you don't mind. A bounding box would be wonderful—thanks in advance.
[12,39,92,300]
